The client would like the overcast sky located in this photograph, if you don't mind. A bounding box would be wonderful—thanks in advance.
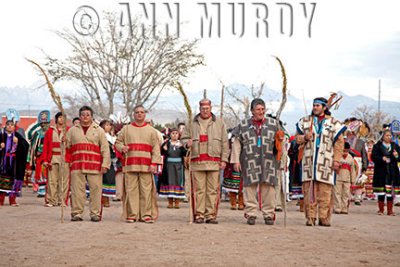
[1,0,399,107]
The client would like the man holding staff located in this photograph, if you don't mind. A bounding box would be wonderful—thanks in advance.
[66,106,110,222]
[115,105,161,223]
[181,98,229,224]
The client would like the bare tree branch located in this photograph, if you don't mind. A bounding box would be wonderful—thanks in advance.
[42,12,203,120]
[225,83,265,120]
[351,104,395,140]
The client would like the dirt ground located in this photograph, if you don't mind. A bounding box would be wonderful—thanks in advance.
[1,188,399,267]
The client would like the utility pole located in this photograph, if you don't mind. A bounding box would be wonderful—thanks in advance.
[378,79,381,113]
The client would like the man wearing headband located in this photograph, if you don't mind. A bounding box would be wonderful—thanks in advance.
[296,97,346,226]
[181,98,229,224]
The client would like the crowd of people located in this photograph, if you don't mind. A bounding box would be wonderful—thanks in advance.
[0,96,399,226]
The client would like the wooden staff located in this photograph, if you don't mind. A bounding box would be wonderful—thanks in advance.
[118,155,127,222]
[219,84,225,200]
[26,59,67,223]
[176,82,194,223]
[273,56,288,228]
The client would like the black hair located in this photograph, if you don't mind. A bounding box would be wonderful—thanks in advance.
[55,112,63,121]
[312,97,331,116]
[99,120,111,129]
[72,117,80,123]
[5,120,14,126]
[79,106,93,116]
[344,142,350,149]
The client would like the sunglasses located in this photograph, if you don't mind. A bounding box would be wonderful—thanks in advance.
[80,112,92,117]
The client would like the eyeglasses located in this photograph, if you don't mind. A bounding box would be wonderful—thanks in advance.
[80,112,92,117]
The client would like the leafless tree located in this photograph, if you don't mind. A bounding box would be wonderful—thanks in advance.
[43,13,203,119]
[351,104,395,139]
[225,83,266,124]
[351,105,373,123]
[62,94,105,120]
[222,113,241,130]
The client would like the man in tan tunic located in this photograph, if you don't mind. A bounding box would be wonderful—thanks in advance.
[334,142,356,214]
[181,99,229,224]
[42,112,70,207]
[66,106,110,222]
[115,105,162,223]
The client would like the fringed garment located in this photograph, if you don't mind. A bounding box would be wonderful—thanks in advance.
[296,115,346,185]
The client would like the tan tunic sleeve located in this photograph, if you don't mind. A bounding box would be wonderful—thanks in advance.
[333,134,344,163]
[230,137,241,164]
[66,129,72,149]
[99,128,111,170]
[114,126,126,153]
[220,122,229,163]
[350,156,356,184]
[151,130,162,165]
[280,139,288,170]
[180,125,191,148]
